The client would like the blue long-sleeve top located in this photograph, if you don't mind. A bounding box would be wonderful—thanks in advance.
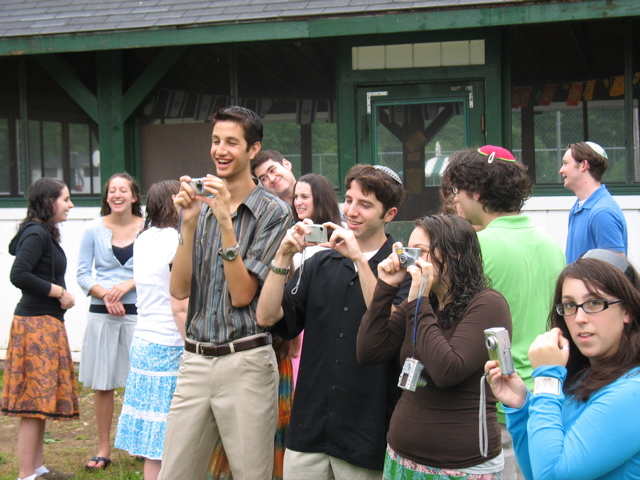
[76,217,137,306]
[505,365,640,480]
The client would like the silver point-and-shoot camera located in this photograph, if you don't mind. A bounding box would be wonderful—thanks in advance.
[189,177,208,196]
[484,327,515,375]
[304,224,328,243]
[396,246,422,268]
[398,358,427,391]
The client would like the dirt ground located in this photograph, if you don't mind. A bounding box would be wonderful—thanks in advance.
[0,383,142,480]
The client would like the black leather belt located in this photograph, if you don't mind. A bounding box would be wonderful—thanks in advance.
[185,334,271,357]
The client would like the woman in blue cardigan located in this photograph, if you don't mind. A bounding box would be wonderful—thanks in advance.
[77,172,144,470]
[486,250,640,480]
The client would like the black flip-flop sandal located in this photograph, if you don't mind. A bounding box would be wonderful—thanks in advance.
[85,456,112,471]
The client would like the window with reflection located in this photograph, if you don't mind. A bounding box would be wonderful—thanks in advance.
[510,18,638,188]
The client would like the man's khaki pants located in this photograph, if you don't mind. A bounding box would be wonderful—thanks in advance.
[158,343,278,480]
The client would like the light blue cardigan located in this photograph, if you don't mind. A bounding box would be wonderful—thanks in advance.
[76,217,137,306]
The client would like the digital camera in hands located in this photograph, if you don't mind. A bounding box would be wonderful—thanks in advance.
[484,327,515,375]
[398,358,427,391]
[305,224,328,243]
[396,246,422,268]
[189,177,208,195]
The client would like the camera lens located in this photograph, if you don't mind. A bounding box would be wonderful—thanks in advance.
[486,337,497,349]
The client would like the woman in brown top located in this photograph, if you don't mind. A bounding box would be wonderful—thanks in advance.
[357,215,512,480]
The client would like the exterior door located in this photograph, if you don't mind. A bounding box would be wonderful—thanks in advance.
[356,81,485,221]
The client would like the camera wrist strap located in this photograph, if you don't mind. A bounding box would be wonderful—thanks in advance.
[478,373,489,457]
[177,207,184,245]
[290,248,306,295]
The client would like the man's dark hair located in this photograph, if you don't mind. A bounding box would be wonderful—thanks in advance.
[440,150,469,215]
[210,106,263,150]
[251,149,285,177]
[443,148,532,214]
[567,142,608,182]
[344,164,405,213]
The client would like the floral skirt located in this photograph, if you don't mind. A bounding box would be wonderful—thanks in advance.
[114,336,182,459]
[206,355,293,480]
[384,445,502,480]
[1,315,79,420]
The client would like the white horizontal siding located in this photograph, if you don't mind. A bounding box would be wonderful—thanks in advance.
[0,207,101,361]
[1,197,639,359]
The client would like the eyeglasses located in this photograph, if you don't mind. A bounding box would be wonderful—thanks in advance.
[451,186,459,195]
[555,299,624,316]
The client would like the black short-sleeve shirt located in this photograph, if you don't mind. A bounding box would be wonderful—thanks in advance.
[275,234,409,470]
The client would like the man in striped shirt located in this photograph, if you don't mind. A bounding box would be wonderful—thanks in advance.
[159,106,293,480]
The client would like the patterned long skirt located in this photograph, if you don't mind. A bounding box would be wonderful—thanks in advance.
[1,315,79,420]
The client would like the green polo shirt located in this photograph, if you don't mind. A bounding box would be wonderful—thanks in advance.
[478,215,566,422]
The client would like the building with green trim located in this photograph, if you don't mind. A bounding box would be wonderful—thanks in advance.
[1,0,638,356]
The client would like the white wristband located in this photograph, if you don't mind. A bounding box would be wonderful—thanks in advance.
[533,376,561,395]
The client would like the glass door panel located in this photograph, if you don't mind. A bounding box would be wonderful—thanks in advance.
[357,82,484,221]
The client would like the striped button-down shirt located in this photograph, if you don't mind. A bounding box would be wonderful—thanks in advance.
[186,181,293,343]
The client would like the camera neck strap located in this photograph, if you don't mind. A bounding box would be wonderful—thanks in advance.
[412,272,427,356]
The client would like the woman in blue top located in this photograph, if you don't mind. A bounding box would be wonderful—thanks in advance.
[486,250,640,480]
[77,172,144,471]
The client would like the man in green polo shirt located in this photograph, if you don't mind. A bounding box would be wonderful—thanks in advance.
[444,145,565,480]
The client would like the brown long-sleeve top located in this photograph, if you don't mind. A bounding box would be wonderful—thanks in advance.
[357,279,512,469]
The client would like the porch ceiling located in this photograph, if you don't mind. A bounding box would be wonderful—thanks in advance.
[510,18,631,85]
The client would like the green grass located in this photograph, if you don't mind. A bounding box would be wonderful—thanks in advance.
[0,369,143,480]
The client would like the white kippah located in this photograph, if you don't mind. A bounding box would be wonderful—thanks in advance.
[373,165,402,185]
[585,141,608,159]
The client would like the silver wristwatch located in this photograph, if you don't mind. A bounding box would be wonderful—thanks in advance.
[218,244,240,261]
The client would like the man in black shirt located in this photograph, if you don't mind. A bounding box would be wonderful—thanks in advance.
[258,164,408,480]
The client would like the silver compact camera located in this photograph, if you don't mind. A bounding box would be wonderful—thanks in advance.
[189,177,207,195]
[398,357,427,391]
[396,246,421,268]
[484,327,515,375]
[305,224,328,243]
